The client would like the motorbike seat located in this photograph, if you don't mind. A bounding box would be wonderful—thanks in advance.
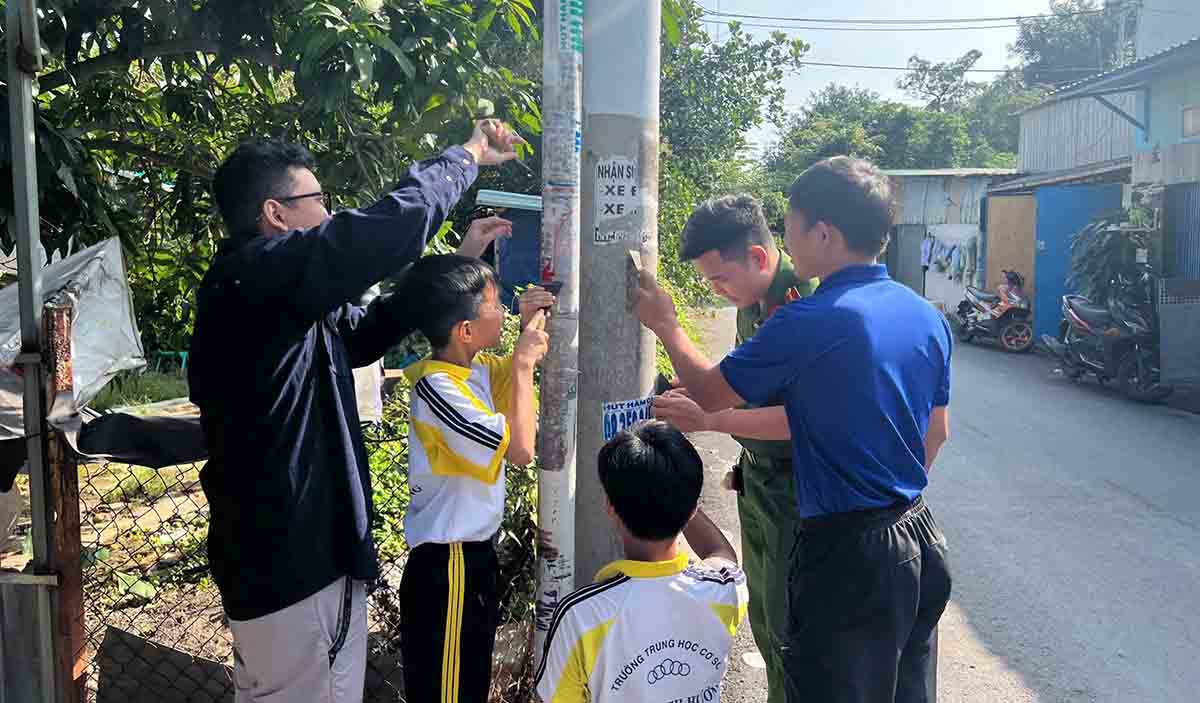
[1066,296,1111,328]
[966,286,1000,303]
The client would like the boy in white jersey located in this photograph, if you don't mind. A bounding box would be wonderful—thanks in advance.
[398,254,553,703]
[536,420,749,703]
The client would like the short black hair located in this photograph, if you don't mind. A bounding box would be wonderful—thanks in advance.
[213,138,315,238]
[398,254,499,348]
[788,156,895,258]
[679,194,775,262]
[598,420,703,541]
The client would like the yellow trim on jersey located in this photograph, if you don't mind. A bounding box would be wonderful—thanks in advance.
[442,544,465,703]
[477,353,516,415]
[405,358,472,383]
[413,418,508,484]
[710,601,749,638]
[594,552,689,582]
[548,618,615,703]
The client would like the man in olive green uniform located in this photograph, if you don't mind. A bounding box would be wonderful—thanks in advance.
[655,194,817,703]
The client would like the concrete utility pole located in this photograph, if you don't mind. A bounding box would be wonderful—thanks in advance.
[533,0,583,663]
[575,0,662,581]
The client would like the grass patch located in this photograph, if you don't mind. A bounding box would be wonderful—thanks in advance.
[91,370,189,411]
[101,464,197,505]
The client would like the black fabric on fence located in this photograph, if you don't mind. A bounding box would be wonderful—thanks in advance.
[1,411,209,486]
[76,413,208,468]
[0,438,23,491]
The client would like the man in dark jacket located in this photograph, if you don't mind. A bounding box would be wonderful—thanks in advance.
[188,119,523,703]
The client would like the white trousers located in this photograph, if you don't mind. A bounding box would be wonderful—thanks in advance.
[229,577,368,703]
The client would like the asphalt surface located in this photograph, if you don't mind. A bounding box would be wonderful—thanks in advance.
[690,306,1200,703]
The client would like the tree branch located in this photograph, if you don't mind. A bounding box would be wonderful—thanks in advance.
[82,138,214,180]
[39,39,282,93]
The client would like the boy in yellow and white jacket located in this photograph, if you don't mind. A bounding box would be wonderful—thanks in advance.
[398,254,553,703]
[535,421,750,703]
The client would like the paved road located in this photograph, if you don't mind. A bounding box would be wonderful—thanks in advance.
[691,307,1200,703]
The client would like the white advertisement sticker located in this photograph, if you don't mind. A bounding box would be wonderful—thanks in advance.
[602,396,654,441]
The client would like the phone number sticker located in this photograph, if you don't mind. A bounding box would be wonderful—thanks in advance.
[602,396,654,441]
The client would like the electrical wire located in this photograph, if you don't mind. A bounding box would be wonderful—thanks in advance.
[784,60,1100,75]
[697,6,1107,25]
[707,20,1023,32]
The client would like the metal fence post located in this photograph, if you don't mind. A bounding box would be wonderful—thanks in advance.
[44,297,86,703]
[7,0,60,700]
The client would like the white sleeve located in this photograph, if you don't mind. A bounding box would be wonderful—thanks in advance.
[535,612,590,703]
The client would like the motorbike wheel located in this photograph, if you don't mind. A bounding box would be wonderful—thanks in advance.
[1117,348,1173,404]
[999,319,1034,353]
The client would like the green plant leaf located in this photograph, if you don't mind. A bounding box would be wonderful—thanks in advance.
[367,32,416,80]
[477,7,498,34]
[114,571,157,601]
[662,1,682,47]
[353,43,375,86]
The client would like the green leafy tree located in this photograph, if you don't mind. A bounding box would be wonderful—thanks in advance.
[897,49,984,113]
[764,85,976,183]
[962,70,1043,167]
[1,0,542,350]
[660,5,808,187]
[1011,0,1135,87]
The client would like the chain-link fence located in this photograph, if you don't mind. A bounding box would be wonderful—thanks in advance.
[2,388,539,702]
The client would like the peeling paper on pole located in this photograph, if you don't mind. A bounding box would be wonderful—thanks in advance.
[541,185,579,282]
[0,238,146,440]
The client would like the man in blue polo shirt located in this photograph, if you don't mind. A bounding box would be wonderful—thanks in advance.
[634,156,952,703]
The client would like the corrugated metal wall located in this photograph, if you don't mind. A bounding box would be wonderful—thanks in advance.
[1018,94,1137,172]
[1033,184,1125,339]
[886,224,926,294]
[1165,183,1200,279]
[893,176,990,225]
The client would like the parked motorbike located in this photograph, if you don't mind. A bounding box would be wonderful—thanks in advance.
[1040,266,1172,404]
[956,270,1035,353]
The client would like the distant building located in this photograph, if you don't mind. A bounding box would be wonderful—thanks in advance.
[880,169,1018,311]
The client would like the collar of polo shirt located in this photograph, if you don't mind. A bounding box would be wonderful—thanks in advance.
[595,552,689,582]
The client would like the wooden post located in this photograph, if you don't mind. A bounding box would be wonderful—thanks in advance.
[43,298,86,703]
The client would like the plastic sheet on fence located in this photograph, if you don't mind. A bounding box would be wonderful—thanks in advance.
[0,238,146,441]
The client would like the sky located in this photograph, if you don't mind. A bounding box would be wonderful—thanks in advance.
[702,0,1054,153]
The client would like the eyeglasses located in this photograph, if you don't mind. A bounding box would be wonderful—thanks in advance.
[273,191,332,211]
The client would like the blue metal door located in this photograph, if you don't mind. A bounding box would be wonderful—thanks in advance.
[1033,184,1124,339]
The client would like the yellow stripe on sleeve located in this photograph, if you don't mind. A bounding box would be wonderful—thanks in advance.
[414,418,505,484]
[549,619,615,703]
[709,601,748,639]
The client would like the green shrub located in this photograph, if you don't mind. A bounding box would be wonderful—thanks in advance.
[91,371,189,411]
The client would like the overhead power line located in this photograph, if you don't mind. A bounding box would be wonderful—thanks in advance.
[697,6,1106,25]
[791,60,1099,74]
[711,20,1022,32]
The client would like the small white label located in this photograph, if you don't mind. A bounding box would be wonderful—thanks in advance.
[602,396,653,441]
[1135,247,1149,264]
[593,227,649,245]
[595,157,639,222]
